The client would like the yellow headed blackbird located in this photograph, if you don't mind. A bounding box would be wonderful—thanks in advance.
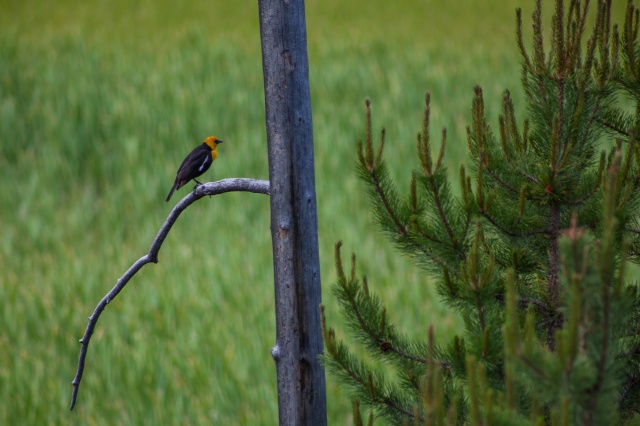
[166,136,223,202]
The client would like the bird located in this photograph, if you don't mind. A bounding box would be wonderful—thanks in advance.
[166,136,223,202]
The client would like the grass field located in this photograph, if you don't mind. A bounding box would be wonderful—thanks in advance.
[0,0,629,424]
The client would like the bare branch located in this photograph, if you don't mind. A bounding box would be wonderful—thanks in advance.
[70,178,270,410]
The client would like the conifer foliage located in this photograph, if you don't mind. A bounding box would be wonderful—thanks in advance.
[321,1,640,424]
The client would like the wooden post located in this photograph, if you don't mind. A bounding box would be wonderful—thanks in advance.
[258,0,327,426]
[257,0,327,424]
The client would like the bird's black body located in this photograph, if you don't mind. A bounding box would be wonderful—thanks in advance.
[166,137,222,202]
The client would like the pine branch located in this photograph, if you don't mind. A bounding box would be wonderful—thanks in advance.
[366,165,408,237]
[424,173,457,245]
[334,245,445,369]
[409,216,444,246]
[619,374,640,409]
[325,336,420,422]
[516,8,535,75]
[481,211,550,237]
[569,152,606,206]
[596,116,640,141]
[520,170,541,185]
[484,166,520,196]
[380,341,428,365]
[518,297,552,313]
[69,178,270,410]
[363,163,453,272]
[321,304,422,423]
[515,352,553,383]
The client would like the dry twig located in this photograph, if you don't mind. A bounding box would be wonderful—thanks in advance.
[70,178,270,410]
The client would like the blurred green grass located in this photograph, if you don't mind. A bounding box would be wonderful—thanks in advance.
[0,0,628,424]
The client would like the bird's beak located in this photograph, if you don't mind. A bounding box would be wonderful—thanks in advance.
[217,140,223,144]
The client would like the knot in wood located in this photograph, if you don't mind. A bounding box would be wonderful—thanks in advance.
[270,345,280,361]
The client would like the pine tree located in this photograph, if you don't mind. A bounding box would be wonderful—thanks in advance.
[321,0,640,424]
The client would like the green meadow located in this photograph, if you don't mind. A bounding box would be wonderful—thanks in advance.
[0,0,628,424]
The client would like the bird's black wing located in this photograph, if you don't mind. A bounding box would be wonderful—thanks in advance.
[175,144,212,189]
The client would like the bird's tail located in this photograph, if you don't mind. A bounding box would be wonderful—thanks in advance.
[166,184,177,202]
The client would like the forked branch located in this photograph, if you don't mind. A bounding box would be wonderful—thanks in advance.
[70,178,270,410]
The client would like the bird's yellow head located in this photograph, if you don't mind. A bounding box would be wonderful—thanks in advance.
[203,136,223,150]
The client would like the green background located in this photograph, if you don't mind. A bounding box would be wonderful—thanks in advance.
[0,0,628,424]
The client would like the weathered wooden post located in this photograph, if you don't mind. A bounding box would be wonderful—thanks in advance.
[257,0,327,424]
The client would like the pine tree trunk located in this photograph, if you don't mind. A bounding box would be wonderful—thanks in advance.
[547,201,561,349]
